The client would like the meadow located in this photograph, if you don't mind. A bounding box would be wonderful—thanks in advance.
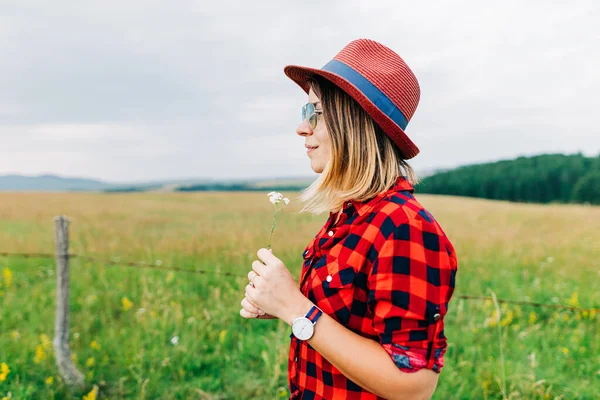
[0,191,598,399]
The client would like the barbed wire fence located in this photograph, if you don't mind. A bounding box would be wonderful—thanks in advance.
[0,215,598,387]
[2,253,598,314]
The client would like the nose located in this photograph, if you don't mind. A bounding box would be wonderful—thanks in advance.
[296,119,312,137]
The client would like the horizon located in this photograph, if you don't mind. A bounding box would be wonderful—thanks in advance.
[1,150,596,185]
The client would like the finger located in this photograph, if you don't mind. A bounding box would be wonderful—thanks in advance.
[252,259,267,276]
[245,283,255,301]
[241,297,265,316]
[257,248,279,265]
[248,273,263,289]
[240,308,259,319]
[247,270,257,282]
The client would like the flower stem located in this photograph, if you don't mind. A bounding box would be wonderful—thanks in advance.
[267,204,279,250]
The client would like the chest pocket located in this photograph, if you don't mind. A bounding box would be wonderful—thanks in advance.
[310,258,357,325]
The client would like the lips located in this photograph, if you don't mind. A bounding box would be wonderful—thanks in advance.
[305,145,319,149]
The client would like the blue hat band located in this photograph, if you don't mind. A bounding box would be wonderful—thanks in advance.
[321,59,409,131]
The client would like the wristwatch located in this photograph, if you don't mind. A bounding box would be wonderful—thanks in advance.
[291,305,323,341]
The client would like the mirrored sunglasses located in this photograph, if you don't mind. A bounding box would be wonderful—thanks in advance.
[301,102,323,130]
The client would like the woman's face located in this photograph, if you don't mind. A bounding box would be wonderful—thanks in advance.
[296,88,331,174]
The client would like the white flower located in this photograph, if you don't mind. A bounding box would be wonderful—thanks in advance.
[170,335,179,346]
[265,191,290,249]
[268,191,284,204]
[267,191,291,205]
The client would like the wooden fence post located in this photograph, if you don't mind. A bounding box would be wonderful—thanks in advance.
[53,215,84,388]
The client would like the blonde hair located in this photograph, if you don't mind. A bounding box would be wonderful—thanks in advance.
[298,75,420,215]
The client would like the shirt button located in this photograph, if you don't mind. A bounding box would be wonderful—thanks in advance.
[346,202,352,207]
[433,313,441,322]
[326,275,333,282]
[294,356,298,362]
[328,230,334,237]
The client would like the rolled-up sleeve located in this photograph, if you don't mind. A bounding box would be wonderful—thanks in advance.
[367,212,458,373]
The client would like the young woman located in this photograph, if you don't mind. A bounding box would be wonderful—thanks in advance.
[240,39,458,400]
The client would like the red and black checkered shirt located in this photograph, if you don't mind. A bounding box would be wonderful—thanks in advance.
[288,176,458,399]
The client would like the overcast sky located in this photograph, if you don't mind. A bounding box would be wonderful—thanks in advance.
[1,1,598,183]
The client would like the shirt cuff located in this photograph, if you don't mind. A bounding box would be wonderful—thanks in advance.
[382,343,446,373]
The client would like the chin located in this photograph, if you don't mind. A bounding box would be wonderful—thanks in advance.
[310,162,324,174]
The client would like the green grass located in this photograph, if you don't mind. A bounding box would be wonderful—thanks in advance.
[0,192,599,399]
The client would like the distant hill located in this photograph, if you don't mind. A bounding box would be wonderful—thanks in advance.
[0,174,318,192]
[176,177,317,192]
[0,174,109,191]
[415,152,600,204]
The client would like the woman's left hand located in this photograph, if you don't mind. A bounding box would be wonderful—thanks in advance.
[243,248,307,324]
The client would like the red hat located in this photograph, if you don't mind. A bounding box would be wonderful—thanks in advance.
[284,38,421,159]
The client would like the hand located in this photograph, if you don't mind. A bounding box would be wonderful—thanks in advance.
[240,269,276,319]
[242,248,310,324]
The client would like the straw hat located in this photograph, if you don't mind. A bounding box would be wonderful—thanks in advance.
[284,38,421,159]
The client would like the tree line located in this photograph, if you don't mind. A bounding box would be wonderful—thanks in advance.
[415,153,600,205]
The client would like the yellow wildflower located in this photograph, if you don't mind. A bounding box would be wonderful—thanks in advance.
[529,311,537,325]
[40,334,52,349]
[90,340,100,350]
[2,269,12,288]
[561,347,570,355]
[567,291,579,308]
[34,345,46,363]
[481,379,492,391]
[219,330,227,344]
[0,363,10,381]
[45,376,54,385]
[10,331,19,340]
[500,310,514,327]
[121,297,133,311]
[488,310,499,327]
[590,309,596,320]
[82,385,98,400]
[86,358,95,367]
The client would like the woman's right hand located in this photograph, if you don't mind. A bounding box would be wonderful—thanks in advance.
[240,270,276,319]
[240,296,277,319]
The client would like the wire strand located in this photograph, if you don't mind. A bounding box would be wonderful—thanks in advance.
[2,251,599,313]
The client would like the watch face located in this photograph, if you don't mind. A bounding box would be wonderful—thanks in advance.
[292,317,314,341]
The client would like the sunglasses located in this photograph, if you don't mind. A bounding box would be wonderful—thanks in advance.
[301,102,323,130]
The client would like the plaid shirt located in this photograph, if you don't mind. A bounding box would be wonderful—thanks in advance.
[288,176,458,399]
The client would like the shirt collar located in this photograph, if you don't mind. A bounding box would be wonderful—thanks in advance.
[345,176,414,217]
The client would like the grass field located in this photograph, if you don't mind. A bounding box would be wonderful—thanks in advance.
[0,191,599,399]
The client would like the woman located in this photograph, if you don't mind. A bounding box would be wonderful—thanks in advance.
[240,39,458,400]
